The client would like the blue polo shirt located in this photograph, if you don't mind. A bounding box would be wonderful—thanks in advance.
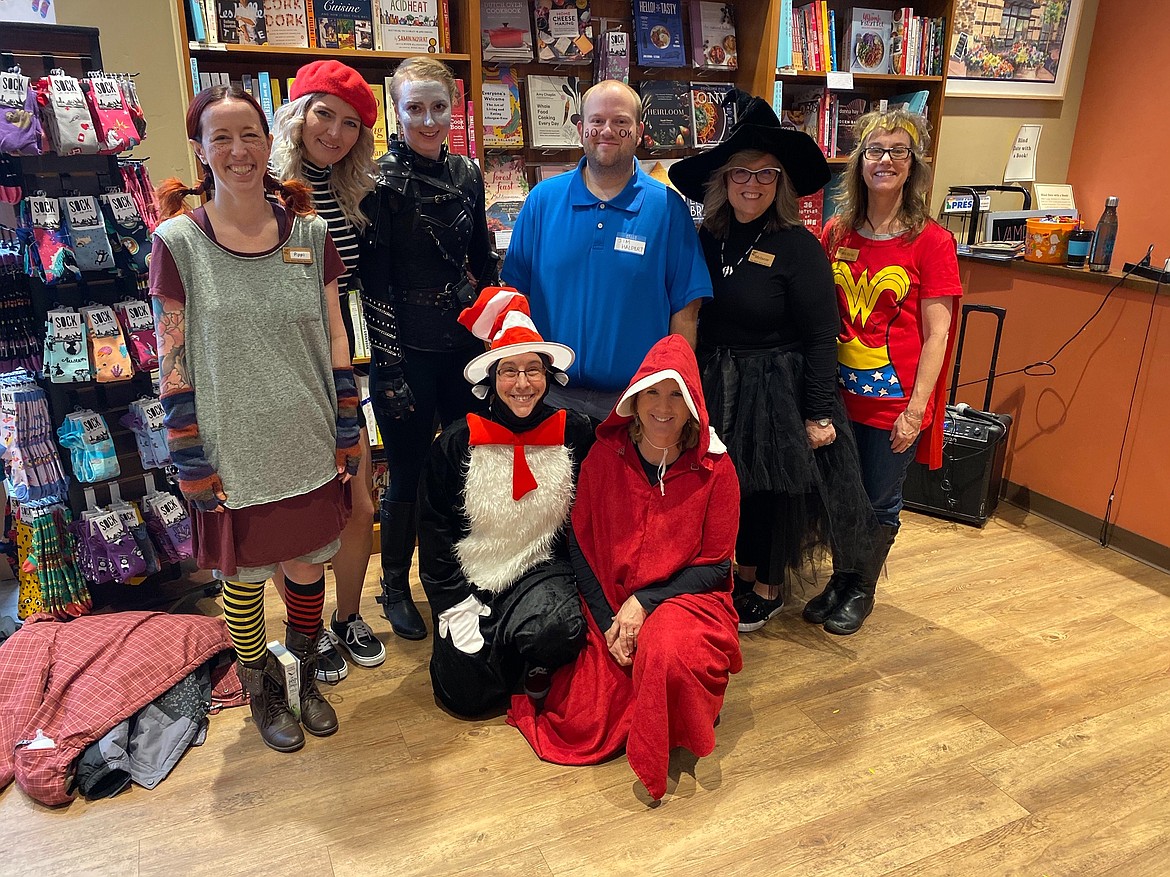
[501,158,712,392]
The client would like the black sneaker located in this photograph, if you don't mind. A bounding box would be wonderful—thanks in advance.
[524,665,551,700]
[736,591,784,633]
[315,628,348,684]
[732,571,756,598]
[330,611,386,668]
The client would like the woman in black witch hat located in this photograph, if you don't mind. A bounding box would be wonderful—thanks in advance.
[669,90,878,635]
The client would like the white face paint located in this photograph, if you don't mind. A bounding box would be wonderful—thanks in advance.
[395,79,452,160]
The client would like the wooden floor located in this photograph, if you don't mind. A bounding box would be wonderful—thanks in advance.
[3,505,1170,877]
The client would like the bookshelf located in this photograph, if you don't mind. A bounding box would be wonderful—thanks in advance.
[177,1,955,182]
[741,1,956,170]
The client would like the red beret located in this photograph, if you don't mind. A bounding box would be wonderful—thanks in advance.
[289,60,378,129]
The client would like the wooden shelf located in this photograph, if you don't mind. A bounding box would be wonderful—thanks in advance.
[775,70,945,84]
[189,42,471,64]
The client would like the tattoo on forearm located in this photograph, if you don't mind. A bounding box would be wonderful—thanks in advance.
[153,297,193,395]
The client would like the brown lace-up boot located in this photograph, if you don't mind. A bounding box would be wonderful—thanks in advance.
[237,656,304,752]
[283,625,339,737]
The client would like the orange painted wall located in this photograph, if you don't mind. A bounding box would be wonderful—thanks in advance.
[956,261,1170,547]
[1066,1,1170,268]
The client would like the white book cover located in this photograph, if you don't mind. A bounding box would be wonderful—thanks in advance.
[846,7,893,74]
[526,75,582,148]
[689,1,737,70]
[376,0,441,52]
[267,641,301,718]
[264,0,310,46]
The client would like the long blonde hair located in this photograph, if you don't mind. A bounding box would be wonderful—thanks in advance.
[828,107,933,250]
[270,93,376,232]
[701,148,801,239]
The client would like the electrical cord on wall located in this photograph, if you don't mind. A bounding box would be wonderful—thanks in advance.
[1099,260,1167,547]
[941,245,1163,536]
[954,244,1157,389]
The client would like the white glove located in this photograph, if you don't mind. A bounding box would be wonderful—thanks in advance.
[437,594,492,655]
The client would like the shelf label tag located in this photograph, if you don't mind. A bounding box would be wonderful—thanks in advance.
[826,72,854,90]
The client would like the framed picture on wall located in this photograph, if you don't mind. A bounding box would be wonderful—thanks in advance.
[946,0,1085,99]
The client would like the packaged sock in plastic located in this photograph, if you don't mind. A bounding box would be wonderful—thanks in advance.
[112,299,158,370]
[43,307,90,383]
[100,191,151,275]
[35,72,99,155]
[81,75,139,154]
[57,409,120,482]
[21,195,80,286]
[81,304,133,382]
[120,396,169,468]
[0,70,42,155]
[60,194,114,272]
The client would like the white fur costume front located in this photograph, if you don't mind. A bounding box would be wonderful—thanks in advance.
[454,444,575,594]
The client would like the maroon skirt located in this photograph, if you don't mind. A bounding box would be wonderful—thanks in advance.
[192,478,352,578]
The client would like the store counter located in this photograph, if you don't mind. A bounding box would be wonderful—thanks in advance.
[954,254,1170,563]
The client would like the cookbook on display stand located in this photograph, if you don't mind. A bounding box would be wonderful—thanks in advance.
[688,1,737,71]
[634,1,686,67]
[481,0,535,62]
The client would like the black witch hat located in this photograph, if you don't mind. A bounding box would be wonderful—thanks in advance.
[668,89,830,202]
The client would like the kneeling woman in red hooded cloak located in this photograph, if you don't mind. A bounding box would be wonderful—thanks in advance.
[508,334,742,801]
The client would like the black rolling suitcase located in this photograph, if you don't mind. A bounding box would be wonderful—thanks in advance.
[902,304,1012,527]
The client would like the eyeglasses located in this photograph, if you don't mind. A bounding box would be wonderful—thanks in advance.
[728,166,782,185]
[497,364,547,380]
[862,145,913,162]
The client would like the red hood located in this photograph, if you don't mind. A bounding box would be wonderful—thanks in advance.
[597,334,725,459]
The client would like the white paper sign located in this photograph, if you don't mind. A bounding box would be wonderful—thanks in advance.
[826,72,855,91]
[1032,183,1076,211]
[1004,124,1042,183]
[481,84,512,127]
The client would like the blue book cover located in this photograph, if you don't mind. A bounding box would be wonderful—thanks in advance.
[187,0,207,41]
[189,57,201,95]
[634,1,686,67]
[776,0,792,68]
[258,71,275,127]
[828,8,838,71]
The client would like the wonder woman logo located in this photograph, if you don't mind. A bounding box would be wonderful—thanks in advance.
[834,264,910,327]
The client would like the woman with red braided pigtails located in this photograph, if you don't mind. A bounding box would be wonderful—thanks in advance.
[150,85,358,753]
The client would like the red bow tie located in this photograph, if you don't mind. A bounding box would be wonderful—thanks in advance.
[467,410,567,500]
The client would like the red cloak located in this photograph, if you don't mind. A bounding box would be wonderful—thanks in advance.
[508,335,742,799]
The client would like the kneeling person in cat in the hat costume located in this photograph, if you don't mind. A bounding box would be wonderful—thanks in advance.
[417,287,595,717]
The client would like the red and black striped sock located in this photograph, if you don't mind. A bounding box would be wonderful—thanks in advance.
[283,572,325,637]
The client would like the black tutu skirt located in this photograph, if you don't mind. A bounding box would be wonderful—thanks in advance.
[700,345,878,583]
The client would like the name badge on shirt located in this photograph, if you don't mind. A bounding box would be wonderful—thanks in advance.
[747,249,775,267]
[283,246,313,264]
[836,246,860,263]
[614,234,646,256]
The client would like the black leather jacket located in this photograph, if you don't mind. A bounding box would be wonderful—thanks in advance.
[359,138,499,356]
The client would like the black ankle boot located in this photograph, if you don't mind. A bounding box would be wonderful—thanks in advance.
[375,500,427,640]
[824,524,897,636]
[802,571,853,624]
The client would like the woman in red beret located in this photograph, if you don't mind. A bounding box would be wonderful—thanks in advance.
[269,60,385,684]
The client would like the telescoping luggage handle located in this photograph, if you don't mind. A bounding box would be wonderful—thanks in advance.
[948,303,1007,411]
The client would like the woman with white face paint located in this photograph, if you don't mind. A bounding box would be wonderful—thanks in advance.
[358,57,499,642]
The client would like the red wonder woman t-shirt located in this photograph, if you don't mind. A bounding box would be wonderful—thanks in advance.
[821,219,962,435]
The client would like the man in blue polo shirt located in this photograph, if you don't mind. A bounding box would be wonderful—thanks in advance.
[501,80,712,419]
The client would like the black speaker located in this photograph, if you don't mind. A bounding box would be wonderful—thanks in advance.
[903,407,1011,527]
